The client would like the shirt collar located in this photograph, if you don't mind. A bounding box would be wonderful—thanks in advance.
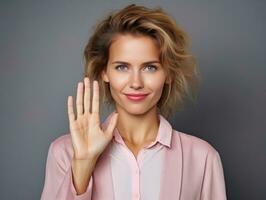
[101,111,173,148]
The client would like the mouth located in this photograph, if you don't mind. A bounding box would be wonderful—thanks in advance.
[124,93,149,101]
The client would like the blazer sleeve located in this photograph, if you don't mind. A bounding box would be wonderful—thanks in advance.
[200,150,227,200]
[40,141,93,200]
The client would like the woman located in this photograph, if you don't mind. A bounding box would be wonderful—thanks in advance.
[41,4,227,200]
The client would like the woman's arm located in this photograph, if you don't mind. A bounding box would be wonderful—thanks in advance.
[71,155,98,195]
[40,141,94,200]
[41,78,118,200]
[200,150,227,200]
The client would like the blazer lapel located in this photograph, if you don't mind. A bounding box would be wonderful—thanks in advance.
[159,131,183,200]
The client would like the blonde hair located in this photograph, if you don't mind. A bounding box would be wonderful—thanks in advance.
[83,4,201,119]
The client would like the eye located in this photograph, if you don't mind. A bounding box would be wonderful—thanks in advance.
[114,64,158,72]
[115,65,128,71]
[144,65,158,72]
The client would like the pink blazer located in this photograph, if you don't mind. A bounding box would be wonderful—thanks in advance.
[41,113,227,200]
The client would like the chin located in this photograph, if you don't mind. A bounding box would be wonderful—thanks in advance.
[121,103,157,116]
[127,109,148,115]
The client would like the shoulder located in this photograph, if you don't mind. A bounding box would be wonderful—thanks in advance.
[47,133,73,168]
[172,129,219,157]
[49,133,72,153]
[50,133,72,148]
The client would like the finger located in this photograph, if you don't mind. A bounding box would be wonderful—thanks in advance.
[105,113,119,138]
[92,80,99,114]
[84,77,91,114]
[76,82,84,116]
[67,96,75,127]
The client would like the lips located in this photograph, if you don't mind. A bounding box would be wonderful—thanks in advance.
[124,93,149,101]
[124,93,149,96]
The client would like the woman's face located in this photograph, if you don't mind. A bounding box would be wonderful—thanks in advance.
[101,34,170,115]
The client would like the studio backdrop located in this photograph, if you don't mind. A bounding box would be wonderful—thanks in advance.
[0,1,265,199]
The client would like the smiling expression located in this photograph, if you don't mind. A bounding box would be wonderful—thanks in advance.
[101,34,170,115]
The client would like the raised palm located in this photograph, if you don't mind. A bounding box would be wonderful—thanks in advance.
[67,77,118,160]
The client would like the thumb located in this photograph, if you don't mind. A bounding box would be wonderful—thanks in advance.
[105,113,119,139]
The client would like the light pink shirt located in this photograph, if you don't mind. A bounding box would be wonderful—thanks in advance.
[41,112,227,200]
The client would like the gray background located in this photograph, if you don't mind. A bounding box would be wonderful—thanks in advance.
[1,0,265,199]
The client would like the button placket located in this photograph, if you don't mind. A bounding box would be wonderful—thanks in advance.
[131,161,140,200]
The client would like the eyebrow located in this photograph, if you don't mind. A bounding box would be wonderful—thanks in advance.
[111,60,161,65]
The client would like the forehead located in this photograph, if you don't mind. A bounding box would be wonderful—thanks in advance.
[108,34,160,62]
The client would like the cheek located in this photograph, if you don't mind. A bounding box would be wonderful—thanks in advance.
[109,75,128,91]
[145,75,166,91]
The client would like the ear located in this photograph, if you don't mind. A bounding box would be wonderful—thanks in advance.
[101,69,110,83]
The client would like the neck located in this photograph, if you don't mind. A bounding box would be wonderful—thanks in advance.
[115,106,160,147]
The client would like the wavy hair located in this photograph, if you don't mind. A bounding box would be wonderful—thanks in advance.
[83,4,201,119]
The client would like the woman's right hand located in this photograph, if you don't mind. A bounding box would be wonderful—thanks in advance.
[67,77,119,160]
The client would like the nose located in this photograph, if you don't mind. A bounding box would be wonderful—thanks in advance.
[129,70,144,90]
